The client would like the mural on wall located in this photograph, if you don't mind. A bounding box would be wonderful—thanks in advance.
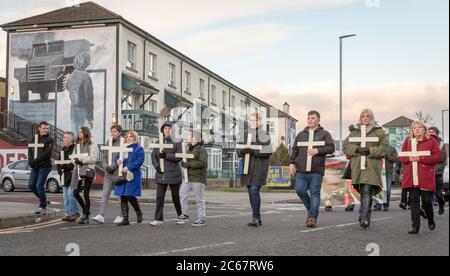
[8,27,117,144]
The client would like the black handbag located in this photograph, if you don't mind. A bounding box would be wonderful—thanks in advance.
[113,175,127,186]
[342,161,352,180]
[80,168,96,181]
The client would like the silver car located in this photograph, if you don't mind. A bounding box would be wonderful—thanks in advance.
[0,159,62,193]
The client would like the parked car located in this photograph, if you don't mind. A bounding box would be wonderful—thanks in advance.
[0,159,62,193]
[444,167,449,202]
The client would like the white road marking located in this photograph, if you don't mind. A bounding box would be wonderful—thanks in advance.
[144,242,236,256]
[300,217,395,233]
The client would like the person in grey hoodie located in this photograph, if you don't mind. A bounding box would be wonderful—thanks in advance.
[429,127,448,215]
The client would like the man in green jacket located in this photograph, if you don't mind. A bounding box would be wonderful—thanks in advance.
[178,130,208,227]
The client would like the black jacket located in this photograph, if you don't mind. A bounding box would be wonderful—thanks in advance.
[151,136,183,185]
[56,144,75,187]
[237,126,272,186]
[385,146,399,174]
[432,136,448,176]
[290,126,335,176]
[28,134,54,169]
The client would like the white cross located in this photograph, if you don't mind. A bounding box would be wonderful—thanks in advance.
[100,136,119,166]
[149,133,173,173]
[116,138,133,177]
[349,125,379,170]
[176,142,195,183]
[236,133,263,175]
[28,135,44,160]
[54,150,73,185]
[398,138,431,187]
[69,144,89,181]
[297,130,326,172]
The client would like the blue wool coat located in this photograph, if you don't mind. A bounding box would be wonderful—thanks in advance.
[114,143,145,197]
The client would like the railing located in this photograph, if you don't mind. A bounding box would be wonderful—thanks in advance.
[122,109,159,136]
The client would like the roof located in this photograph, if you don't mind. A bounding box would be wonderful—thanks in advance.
[276,109,298,122]
[0,2,297,121]
[382,116,415,128]
[0,2,122,28]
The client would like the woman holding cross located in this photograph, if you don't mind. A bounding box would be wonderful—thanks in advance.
[70,127,99,225]
[237,113,272,227]
[343,109,389,229]
[399,121,441,234]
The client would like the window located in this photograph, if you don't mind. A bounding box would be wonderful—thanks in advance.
[269,121,275,135]
[148,53,157,78]
[149,100,157,113]
[184,71,191,94]
[10,160,28,170]
[168,63,176,87]
[222,91,227,109]
[127,41,137,70]
[231,95,236,113]
[211,85,217,105]
[199,79,205,99]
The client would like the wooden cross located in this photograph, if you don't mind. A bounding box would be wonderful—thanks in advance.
[349,125,379,170]
[149,133,173,173]
[236,133,263,175]
[297,130,326,172]
[116,138,133,177]
[28,135,44,160]
[69,144,89,181]
[54,150,73,185]
[175,142,195,183]
[398,138,431,187]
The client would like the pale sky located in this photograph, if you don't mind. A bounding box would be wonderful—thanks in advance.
[0,0,448,141]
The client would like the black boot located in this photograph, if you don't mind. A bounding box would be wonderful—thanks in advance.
[409,226,420,234]
[438,204,445,215]
[428,218,436,231]
[118,198,130,226]
[129,197,143,224]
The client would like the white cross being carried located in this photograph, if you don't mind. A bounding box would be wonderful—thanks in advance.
[54,150,73,185]
[236,133,263,175]
[297,130,326,172]
[69,144,89,181]
[349,125,379,170]
[28,135,44,160]
[176,142,195,183]
[149,133,173,173]
[100,136,121,167]
[399,138,431,187]
[115,138,133,177]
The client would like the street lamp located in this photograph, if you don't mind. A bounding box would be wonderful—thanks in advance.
[442,109,449,141]
[339,34,356,155]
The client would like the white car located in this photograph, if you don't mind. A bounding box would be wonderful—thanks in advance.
[0,159,62,193]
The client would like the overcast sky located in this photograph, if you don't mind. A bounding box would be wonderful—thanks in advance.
[0,0,448,141]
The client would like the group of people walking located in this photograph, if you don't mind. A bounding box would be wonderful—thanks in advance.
[27,108,446,234]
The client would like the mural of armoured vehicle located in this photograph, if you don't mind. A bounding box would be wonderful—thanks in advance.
[14,39,94,102]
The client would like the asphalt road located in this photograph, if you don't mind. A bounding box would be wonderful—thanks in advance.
[0,191,448,256]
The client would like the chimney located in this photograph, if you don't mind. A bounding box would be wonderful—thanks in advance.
[283,102,290,115]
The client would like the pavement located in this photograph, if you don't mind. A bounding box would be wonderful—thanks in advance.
[0,189,447,256]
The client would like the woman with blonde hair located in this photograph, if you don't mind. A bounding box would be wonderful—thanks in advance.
[343,109,389,229]
[114,131,145,226]
[399,121,441,234]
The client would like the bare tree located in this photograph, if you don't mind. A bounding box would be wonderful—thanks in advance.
[415,111,434,125]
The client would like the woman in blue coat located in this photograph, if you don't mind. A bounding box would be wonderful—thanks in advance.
[115,131,145,226]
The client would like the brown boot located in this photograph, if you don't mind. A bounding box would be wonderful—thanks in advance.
[306,211,311,224]
[68,214,80,222]
[61,216,71,222]
[306,217,317,228]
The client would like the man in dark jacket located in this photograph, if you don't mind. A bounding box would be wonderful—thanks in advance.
[179,130,208,227]
[56,132,79,222]
[28,122,54,215]
[429,127,448,215]
[290,111,335,227]
[150,122,183,226]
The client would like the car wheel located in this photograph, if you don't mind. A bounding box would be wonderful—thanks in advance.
[2,178,15,192]
[47,179,60,194]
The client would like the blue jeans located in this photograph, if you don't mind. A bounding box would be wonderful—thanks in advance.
[63,186,80,216]
[28,166,52,209]
[375,172,393,208]
[295,172,324,219]
[247,185,262,220]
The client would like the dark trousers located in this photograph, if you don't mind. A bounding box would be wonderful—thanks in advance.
[358,184,373,220]
[74,179,92,218]
[120,196,142,220]
[401,189,410,206]
[28,166,52,208]
[435,175,446,207]
[155,183,182,221]
[409,188,434,228]
[247,185,262,220]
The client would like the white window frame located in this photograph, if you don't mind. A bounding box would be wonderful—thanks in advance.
[127,41,137,70]
[199,78,205,99]
[184,71,191,94]
[168,63,176,87]
[148,52,157,78]
[211,85,217,105]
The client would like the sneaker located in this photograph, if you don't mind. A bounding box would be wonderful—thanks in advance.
[78,215,89,225]
[176,215,190,225]
[373,205,382,212]
[150,220,164,227]
[325,206,332,212]
[35,208,46,215]
[92,215,105,224]
[113,216,123,224]
[192,220,207,227]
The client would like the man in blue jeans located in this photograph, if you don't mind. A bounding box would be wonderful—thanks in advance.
[28,122,54,215]
[290,111,335,227]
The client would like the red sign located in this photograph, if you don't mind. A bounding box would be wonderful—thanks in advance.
[0,138,28,171]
